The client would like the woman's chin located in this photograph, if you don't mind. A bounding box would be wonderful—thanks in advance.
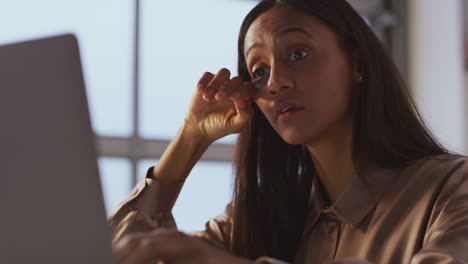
[278,128,321,146]
[279,132,309,146]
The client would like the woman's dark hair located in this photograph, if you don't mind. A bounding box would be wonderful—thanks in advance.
[229,0,448,262]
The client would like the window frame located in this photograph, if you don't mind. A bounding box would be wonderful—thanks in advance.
[95,0,400,186]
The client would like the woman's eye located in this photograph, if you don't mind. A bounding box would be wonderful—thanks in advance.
[252,67,268,83]
[289,49,309,61]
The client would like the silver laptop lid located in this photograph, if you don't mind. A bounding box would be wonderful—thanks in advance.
[0,34,114,263]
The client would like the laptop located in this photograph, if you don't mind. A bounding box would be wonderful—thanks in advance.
[0,34,115,263]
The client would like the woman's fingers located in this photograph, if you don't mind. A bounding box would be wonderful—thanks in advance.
[203,68,231,101]
[233,98,254,121]
[230,81,257,101]
[197,72,214,93]
[197,69,257,104]
[224,82,256,126]
[214,78,258,103]
[215,76,244,101]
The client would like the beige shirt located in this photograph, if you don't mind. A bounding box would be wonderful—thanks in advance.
[108,153,468,264]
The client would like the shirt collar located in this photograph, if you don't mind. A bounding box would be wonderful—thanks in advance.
[303,163,402,233]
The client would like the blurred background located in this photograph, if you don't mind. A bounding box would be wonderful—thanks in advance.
[1,0,466,233]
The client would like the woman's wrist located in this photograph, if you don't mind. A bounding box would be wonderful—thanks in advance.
[180,122,214,147]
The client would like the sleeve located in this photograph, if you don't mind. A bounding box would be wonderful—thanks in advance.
[107,166,237,252]
[409,160,468,264]
[107,167,185,244]
[188,201,235,250]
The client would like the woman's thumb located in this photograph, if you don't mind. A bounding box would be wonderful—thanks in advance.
[233,99,254,123]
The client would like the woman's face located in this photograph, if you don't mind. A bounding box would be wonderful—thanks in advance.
[244,4,359,146]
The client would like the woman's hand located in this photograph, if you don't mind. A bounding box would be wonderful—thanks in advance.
[113,228,254,264]
[184,68,257,143]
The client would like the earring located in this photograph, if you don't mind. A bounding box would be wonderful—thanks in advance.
[357,74,363,82]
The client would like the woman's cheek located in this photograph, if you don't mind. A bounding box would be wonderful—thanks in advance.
[254,97,266,113]
[253,79,267,91]
[254,98,272,121]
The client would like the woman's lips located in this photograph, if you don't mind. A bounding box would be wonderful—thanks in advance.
[275,101,305,120]
[277,107,305,121]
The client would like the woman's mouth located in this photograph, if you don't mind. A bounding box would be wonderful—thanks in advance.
[277,107,304,121]
[275,102,305,121]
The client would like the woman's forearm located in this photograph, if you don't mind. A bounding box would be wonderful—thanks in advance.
[151,124,213,181]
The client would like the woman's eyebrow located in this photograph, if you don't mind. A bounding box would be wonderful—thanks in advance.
[276,27,314,39]
[245,27,313,58]
[245,43,263,59]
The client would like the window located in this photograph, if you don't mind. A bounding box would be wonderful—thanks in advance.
[139,0,257,144]
[138,160,233,232]
[0,0,134,137]
[2,0,391,233]
[99,158,132,215]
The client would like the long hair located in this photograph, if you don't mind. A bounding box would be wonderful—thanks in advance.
[229,0,448,262]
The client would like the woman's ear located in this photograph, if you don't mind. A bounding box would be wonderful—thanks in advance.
[351,50,364,84]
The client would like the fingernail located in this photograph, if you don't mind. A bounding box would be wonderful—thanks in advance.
[197,84,204,91]
[237,100,247,109]
[206,90,214,98]
[216,91,227,100]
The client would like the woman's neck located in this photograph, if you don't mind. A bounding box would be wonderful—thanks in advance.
[305,117,360,204]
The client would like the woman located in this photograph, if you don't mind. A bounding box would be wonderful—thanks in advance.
[110,0,468,263]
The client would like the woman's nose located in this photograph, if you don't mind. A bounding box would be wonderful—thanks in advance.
[266,64,293,97]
